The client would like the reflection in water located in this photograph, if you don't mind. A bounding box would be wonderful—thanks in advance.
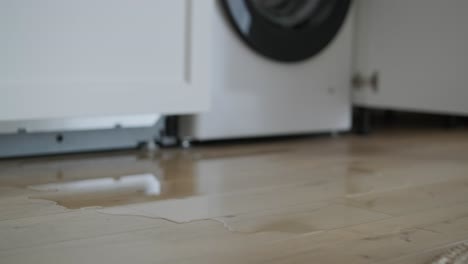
[29,174,164,209]
[0,152,199,209]
[30,174,162,196]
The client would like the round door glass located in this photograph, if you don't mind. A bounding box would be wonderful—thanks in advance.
[250,0,324,28]
[220,0,352,62]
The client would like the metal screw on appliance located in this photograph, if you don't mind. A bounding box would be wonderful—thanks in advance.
[56,134,64,143]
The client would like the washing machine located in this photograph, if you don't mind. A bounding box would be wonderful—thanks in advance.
[179,0,354,141]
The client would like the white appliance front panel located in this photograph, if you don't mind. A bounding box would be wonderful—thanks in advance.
[182,4,354,140]
[0,114,160,134]
[0,0,213,121]
[353,0,468,115]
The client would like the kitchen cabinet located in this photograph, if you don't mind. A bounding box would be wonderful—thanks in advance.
[353,0,468,115]
[0,0,213,121]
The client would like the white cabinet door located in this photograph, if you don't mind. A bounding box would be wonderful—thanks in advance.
[353,0,468,115]
[0,0,212,121]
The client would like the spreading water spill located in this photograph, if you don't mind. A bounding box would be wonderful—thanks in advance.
[28,173,172,209]
[0,146,386,234]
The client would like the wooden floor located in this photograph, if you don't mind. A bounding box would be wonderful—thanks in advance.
[1,129,468,263]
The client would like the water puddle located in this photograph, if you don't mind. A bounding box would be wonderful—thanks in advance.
[1,148,303,211]
[28,172,198,209]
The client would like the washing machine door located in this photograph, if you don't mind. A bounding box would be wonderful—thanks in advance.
[220,0,352,62]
